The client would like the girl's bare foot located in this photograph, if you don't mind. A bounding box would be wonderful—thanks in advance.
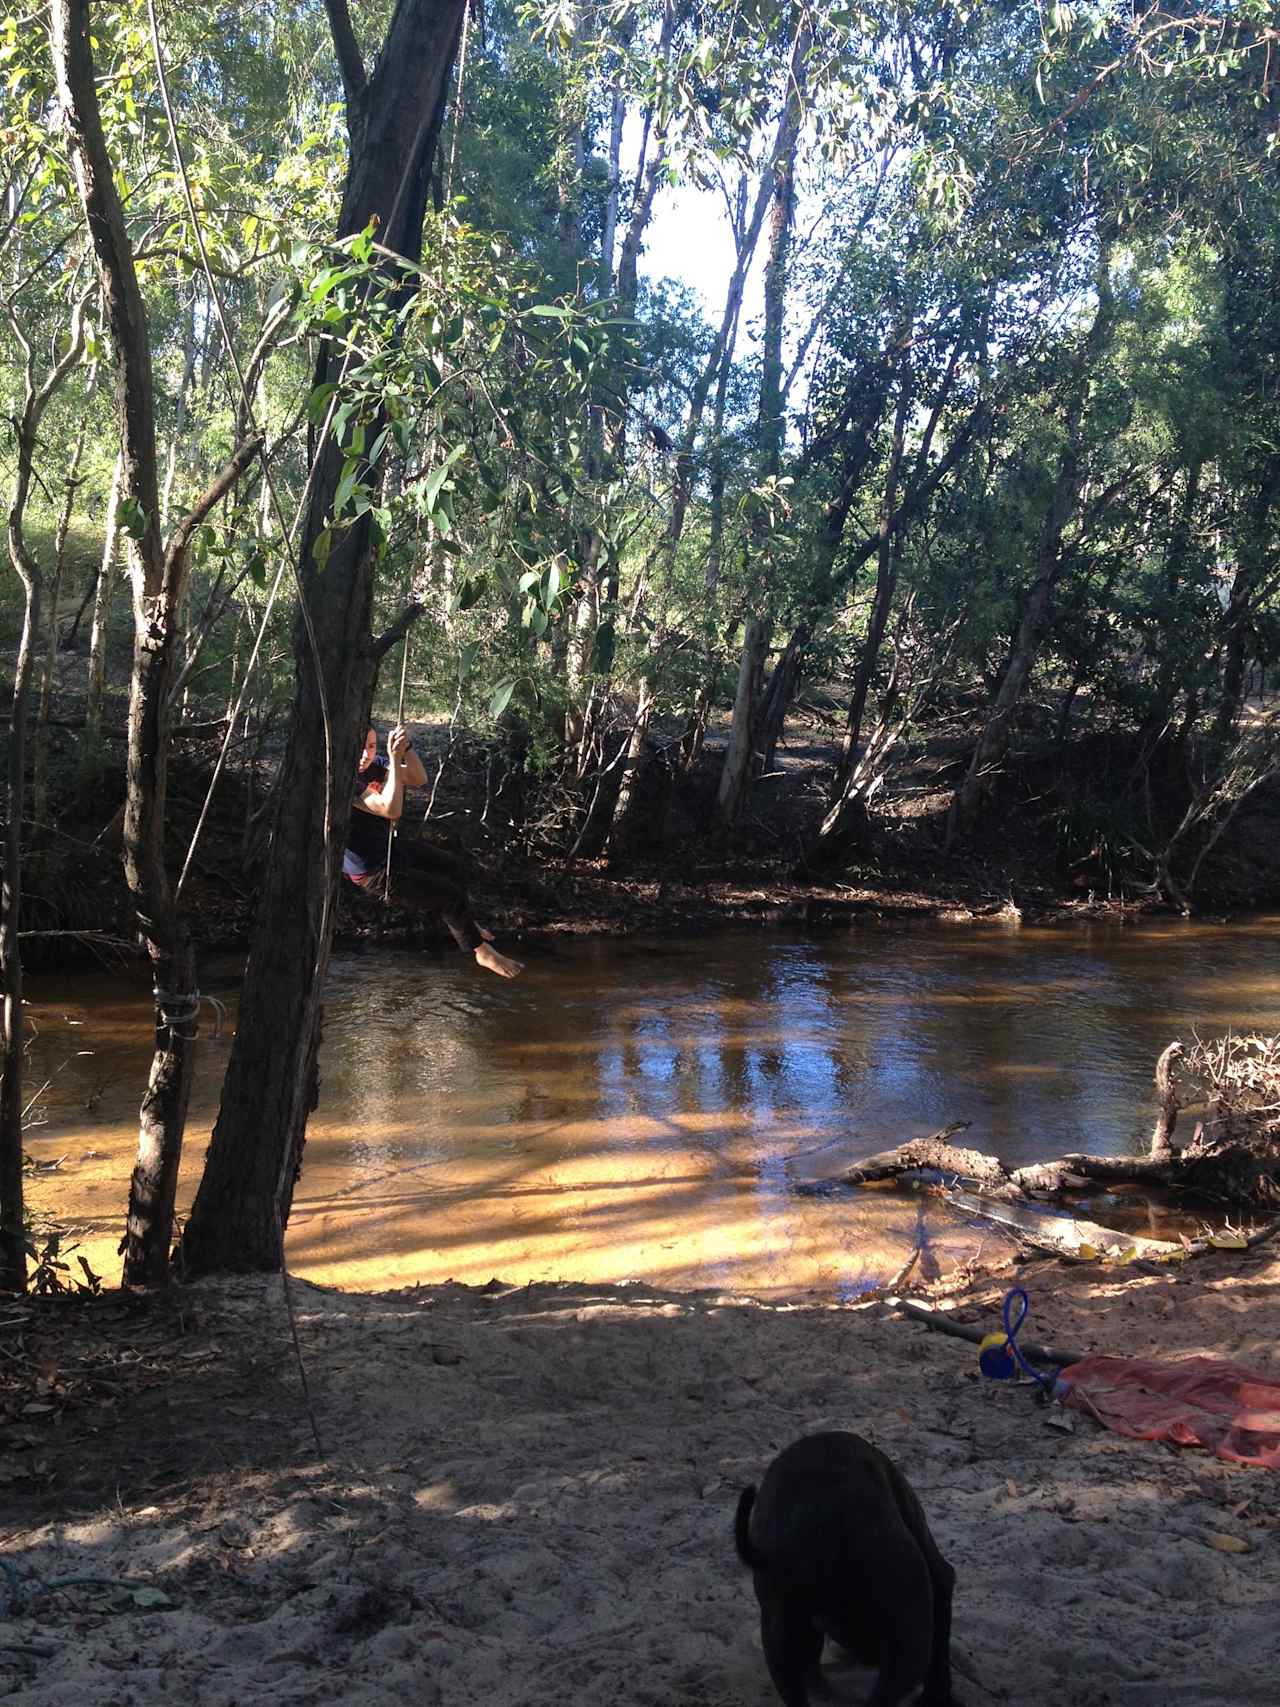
[474,941,523,978]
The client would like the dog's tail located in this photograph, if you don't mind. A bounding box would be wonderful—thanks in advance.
[734,1486,762,1570]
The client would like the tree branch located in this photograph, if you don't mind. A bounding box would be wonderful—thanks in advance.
[162,434,264,584]
[324,0,367,115]
[372,599,425,661]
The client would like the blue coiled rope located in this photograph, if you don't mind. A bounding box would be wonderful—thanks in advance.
[978,1286,1058,1389]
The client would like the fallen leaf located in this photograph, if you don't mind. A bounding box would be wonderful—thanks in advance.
[131,1587,174,1610]
[1205,1533,1249,1554]
[1006,1478,1018,1498]
[1208,1233,1248,1250]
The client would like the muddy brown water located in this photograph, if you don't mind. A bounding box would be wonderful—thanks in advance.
[21,916,1280,1297]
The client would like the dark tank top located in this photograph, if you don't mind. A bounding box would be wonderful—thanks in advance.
[344,755,392,877]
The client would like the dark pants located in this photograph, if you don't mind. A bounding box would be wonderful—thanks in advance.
[346,838,484,952]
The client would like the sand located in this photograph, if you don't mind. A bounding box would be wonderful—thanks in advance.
[1,1245,1278,1706]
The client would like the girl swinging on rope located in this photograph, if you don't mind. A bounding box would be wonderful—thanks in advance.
[343,724,524,979]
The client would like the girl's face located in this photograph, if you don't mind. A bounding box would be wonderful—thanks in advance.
[360,728,378,771]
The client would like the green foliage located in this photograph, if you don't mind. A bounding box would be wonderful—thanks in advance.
[1,0,1278,883]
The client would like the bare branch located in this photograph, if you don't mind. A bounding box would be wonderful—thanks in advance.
[236,293,295,438]
[162,434,264,583]
[373,600,425,661]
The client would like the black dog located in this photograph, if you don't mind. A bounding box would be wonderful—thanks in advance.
[735,1431,954,1707]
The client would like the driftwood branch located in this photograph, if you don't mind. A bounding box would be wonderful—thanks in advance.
[1149,1040,1183,1158]
[888,1297,1084,1369]
[814,1123,1007,1193]
[823,1130,1261,1202]
[809,1093,1280,1240]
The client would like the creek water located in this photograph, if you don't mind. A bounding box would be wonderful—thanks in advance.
[21,915,1280,1297]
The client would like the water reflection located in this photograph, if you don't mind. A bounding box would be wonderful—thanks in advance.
[21,916,1280,1295]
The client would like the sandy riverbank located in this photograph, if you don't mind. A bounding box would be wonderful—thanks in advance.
[1,1244,1277,1705]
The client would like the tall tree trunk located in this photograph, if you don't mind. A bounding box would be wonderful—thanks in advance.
[605,675,656,857]
[677,173,746,775]
[84,450,123,750]
[830,335,914,805]
[565,4,675,769]
[612,1,675,327]
[1216,457,1278,746]
[756,621,810,779]
[1135,460,1204,762]
[180,0,467,1276]
[1,299,87,1290]
[32,408,90,827]
[160,283,198,530]
[714,615,772,826]
[667,21,810,553]
[54,1,260,1285]
[712,25,808,829]
[948,239,1116,843]
[598,85,624,299]
[1,565,37,1297]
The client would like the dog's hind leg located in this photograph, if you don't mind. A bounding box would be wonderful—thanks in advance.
[865,1622,931,1707]
[921,1554,955,1705]
[861,1559,934,1707]
[758,1589,822,1707]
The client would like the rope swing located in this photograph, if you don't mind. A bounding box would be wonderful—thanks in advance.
[382,626,412,902]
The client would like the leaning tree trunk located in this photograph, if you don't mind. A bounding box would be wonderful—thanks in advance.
[54,1,261,1286]
[180,0,467,1276]
[755,621,810,779]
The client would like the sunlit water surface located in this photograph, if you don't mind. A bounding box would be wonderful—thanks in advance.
[22,916,1280,1296]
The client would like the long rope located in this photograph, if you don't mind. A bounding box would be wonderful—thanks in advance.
[147,3,336,954]
[444,0,472,207]
[382,629,412,902]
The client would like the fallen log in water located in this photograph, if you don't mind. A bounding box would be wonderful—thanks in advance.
[831,1123,1013,1194]
[811,1127,1279,1217]
[947,1188,1180,1262]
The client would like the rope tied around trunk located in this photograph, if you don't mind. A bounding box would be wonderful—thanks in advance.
[153,989,201,1040]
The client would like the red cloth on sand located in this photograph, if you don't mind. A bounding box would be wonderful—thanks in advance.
[1057,1354,1280,1468]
